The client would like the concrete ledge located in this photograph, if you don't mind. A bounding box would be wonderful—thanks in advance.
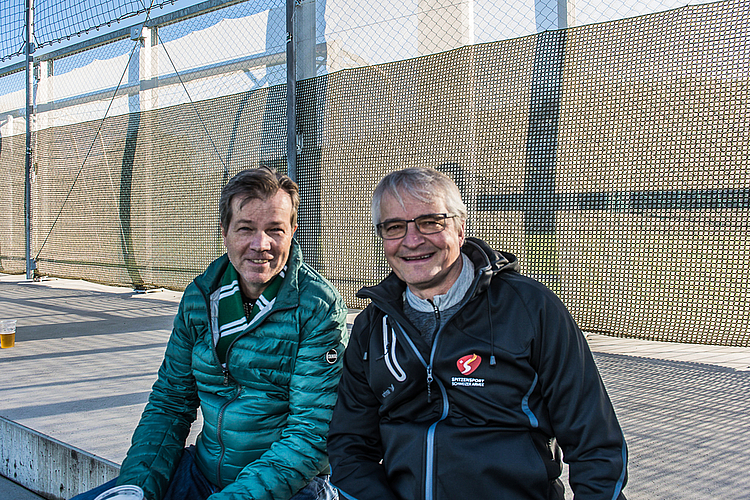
[0,416,119,500]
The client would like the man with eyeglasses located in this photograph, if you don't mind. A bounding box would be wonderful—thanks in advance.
[327,167,627,500]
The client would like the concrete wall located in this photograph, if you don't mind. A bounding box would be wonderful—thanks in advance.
[0,416,119,500]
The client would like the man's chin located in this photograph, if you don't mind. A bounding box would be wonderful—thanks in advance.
[238,268,272,284]
[400,272,439,289]
[241,271,270,284]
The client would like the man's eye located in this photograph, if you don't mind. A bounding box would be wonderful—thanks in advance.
[384,223,405,233]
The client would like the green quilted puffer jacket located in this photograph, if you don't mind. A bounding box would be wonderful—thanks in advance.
[117,241,349,500]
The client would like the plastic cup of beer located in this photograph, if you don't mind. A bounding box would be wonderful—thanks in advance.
[0,319,16,348]
[93,485,144,500]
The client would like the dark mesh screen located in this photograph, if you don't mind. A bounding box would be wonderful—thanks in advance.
[0,1,747,346]
[309,4,750,346]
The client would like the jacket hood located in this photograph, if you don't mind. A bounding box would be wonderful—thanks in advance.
[358,236,519,306]
[462,237,519,298]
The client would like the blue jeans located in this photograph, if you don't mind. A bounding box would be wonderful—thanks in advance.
[69,446,337,500]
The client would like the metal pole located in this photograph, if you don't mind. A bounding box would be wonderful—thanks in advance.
[25,0,35,280]
[286,0,297,182]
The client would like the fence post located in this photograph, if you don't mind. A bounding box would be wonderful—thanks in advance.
[294,0,323,269]
[295,0,316,81]
[24,0,35,280]
[118,25,152,289]
[286,0,297,182]
[35,59,51,130]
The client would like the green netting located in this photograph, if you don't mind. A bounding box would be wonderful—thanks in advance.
[0,0,748,347]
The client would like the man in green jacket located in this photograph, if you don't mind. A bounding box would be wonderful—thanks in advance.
[71,168,349,500]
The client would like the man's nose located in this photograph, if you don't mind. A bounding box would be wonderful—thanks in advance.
[249,231,272,251]
[401,221,425,246]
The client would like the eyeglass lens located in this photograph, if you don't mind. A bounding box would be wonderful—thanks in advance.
[379,214,449,239]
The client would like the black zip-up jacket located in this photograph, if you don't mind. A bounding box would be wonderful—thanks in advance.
[328,237,627,500]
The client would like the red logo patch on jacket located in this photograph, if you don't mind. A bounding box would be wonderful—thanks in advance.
[457,354,481,375]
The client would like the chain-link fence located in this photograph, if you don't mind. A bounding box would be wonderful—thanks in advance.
[1,0,178,62]
[0,0,748,346]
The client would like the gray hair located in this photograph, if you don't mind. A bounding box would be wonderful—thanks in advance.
[371,167,467,227]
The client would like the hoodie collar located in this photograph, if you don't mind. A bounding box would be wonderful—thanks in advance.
[404,253,475,312]
[358,237,519,308]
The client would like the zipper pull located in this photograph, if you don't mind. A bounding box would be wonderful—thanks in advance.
[223,368,231,386]
[426,365,433,403]
[431,302,440,344]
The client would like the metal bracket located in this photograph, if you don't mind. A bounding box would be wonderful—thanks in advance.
[130,26,145,42]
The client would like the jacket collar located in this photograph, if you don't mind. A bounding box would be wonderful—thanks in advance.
[196,239,304,311]
[357,237,519,311]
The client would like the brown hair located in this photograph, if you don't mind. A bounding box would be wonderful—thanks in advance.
[219,167,300,229]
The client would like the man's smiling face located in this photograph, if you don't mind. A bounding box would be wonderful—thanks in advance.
[379,191,465,301]
[222,189,297,299]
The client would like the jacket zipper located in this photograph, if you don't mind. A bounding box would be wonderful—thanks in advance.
[202,279,293,488]
[221,334,244,385]
[426,302,440,403]
[215,387,240,487]
[213,317,275,485]
[366,246,493,500]
[425,380,449,500]
[422,283,484,499]
[394,323,448,500]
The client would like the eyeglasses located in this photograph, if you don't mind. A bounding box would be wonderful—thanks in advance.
[376,213,458,240]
